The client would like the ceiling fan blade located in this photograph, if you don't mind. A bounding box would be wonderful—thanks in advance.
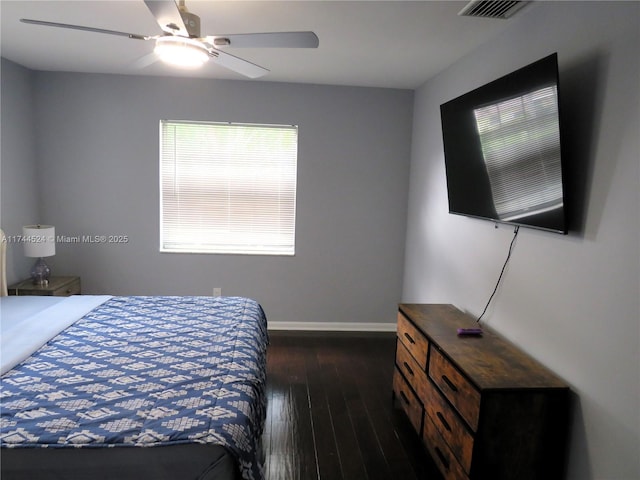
[209,49,269,79]
[206,31,319,49]
[20,18,151,40]
[143,0,189,36]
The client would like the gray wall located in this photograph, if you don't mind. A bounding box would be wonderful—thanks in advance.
[0,59,40,283]
[6,72,412,326]
[403,2,639,479]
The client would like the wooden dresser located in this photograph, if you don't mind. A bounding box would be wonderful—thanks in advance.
[393,304,570,480]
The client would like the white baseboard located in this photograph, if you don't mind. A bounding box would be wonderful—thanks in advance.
[268,321,397,332]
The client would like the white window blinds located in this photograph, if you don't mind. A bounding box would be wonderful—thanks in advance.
[473,86,563,221]
[160,120,297,255]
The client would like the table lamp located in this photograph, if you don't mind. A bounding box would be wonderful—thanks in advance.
[23,224,55,285]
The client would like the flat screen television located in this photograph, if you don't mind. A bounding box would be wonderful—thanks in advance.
[440,53,567,234]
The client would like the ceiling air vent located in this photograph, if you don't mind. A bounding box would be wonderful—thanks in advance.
[458,0,529,19]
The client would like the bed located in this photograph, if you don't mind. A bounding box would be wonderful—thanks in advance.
[0,232,268,480]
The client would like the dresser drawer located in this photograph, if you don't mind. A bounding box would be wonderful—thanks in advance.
[429,347,480,431]
[397,312,429,368]
[423,415,469,480]
[396,339,430,401]
[395,339,422,384]
[51,278,81,296]
[393,368,423,433]
[423,372,474,474]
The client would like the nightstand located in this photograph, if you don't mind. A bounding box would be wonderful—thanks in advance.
[8,276,81,296]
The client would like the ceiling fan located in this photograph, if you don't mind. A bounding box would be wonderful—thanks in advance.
[20,0,319,78]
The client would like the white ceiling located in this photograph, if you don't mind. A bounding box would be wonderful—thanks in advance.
[0,1,525,89]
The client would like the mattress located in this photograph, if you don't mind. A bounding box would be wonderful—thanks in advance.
[0,295,268,480]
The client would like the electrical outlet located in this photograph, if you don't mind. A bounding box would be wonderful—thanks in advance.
[213,288,222,297]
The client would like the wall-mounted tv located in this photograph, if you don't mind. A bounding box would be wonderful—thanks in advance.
[440,53,567,234]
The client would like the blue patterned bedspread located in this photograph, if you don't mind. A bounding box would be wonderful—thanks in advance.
[1,296,268,480]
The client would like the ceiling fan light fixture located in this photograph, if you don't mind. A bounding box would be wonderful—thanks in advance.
[154,36,209,68]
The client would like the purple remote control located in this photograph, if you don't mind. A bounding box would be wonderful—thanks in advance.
[457,327,483,336]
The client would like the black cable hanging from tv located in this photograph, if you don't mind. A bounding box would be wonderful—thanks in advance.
[477,225,520,323]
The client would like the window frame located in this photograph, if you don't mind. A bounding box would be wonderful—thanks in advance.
[159,120,298,256]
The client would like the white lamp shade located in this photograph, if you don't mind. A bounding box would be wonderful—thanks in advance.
[23,225,56,257]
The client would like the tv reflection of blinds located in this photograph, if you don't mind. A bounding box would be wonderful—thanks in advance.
[474,86,563,221]
[440,54,567,234]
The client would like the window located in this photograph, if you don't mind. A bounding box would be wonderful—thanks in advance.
[160,120,297,255]
[473,86,562,221]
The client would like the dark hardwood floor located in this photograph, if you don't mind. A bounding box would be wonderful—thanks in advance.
[262,331,442,480]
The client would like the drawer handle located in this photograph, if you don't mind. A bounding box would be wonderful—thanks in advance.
[399,391,411,406]
[402,361,414,377]
[436,411,452,432]
[434,446,450,471]
[441,374,458,393]
[403,332,416,345]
